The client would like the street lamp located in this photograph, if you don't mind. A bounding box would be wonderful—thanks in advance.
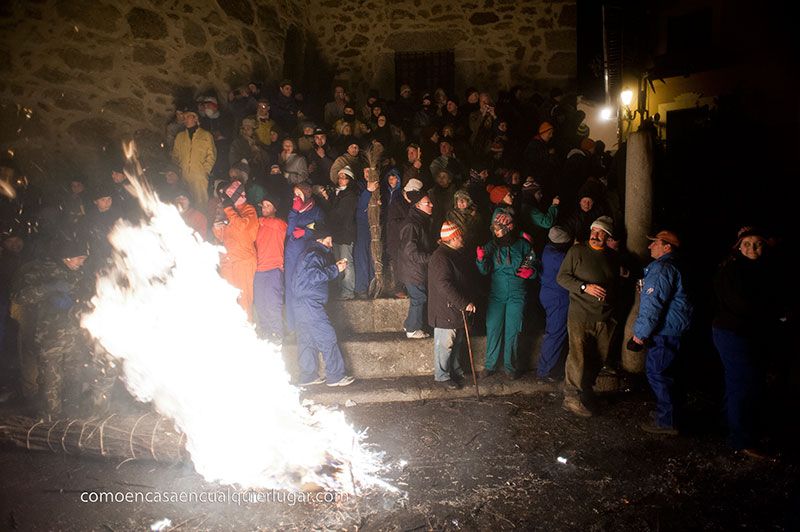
[620,89,633,107]
[619,87,647,137]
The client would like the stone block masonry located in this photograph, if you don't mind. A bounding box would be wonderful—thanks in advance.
[0,0,575,182]
[0,0,304,179]
[307,0,576,99]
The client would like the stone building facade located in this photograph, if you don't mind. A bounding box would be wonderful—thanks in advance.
[308,0,576,99]
[0,0,575,180]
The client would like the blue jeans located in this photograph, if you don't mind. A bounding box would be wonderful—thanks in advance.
[713,327,761,449]
[404,283,427,332]
[333,243,355,299]
[433,327,466,381]
[645,335,681,428]
[253,269,284,342]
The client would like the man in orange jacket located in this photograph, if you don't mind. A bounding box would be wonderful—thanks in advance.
[217,181,259,320]
[254,196,288,343]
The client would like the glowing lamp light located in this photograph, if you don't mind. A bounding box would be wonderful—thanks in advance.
[599,107,613,121]
[620,89,634,107]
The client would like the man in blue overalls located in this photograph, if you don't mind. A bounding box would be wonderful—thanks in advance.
[291,222,355,387]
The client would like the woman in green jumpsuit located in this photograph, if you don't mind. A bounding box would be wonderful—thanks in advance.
[476,213,536,378]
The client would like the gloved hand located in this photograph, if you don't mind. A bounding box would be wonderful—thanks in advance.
[521,232,532,243]
[516,267,534,279]
[476,246,485,261]
[292,227,306,239]
[219,194,234,209]
[49,292,74,311]
[626,337,645,352]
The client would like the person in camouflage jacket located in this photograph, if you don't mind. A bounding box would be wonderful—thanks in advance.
[11,239,116,418]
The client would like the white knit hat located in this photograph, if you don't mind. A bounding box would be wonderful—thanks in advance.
[403,178,423,192]
[590,216,614,237]
[338,165,354,180]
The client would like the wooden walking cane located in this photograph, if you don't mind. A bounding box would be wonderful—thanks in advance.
[462,309,480,400]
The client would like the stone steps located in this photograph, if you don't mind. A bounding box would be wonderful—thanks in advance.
[327,297,410,333]
[298,373,622,406]
[282,332,489,380]
[281,298,621,405]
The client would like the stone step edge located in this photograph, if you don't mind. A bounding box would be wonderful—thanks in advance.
[281,333,487,347]
[298,374,621,406]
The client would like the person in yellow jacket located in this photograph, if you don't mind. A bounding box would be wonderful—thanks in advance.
[171,107,217,207]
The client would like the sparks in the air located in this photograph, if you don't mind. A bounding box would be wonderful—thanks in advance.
[81,142,392,493]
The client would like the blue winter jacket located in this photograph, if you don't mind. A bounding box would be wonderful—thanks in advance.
[292,241,340,307]
[539,243,569,303]
[633,253,692,339]
[285,203,325,275]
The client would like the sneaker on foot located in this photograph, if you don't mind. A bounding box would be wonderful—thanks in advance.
[405,329,430,339]
[640,421,678,436]
[299,376,326,386]
[326,375,355,387]
[562,396,592,418]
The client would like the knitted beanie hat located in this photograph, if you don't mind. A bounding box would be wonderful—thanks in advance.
[440,220,462,242]
[590,216,614,237]
[487,184,511,205]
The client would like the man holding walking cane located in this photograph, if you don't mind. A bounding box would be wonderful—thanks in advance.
[428,220,477,390]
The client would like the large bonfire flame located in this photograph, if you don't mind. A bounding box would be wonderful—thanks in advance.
[81,143,390,493]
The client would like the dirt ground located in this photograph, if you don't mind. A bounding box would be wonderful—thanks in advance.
[1,387,797,531]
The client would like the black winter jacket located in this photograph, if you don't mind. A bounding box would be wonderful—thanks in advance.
[398,206,434,285]
[428,243,473,329]
[324,186,358,245]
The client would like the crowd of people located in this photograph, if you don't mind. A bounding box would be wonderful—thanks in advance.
[0,78,789,459]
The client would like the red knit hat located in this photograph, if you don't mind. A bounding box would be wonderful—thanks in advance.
[440,220,462,242]
[487,184,511,205]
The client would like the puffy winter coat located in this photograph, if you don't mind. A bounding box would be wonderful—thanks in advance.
[428,244,473,329]
[633,253,693,339]
[386,193,410,259]
[324,186,358,245]
[539,243,569,303]
[292,241,340,307]
[397,206,434,286]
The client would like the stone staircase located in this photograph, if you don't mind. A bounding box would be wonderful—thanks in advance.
[281,297,620,405]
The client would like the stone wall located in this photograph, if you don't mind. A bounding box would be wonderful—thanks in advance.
[307,0,576,100]
[0,0,306,181]
[0,0,576,182]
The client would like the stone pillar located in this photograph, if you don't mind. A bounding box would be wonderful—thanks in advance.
[621,130,654,373]
[624,131,653,260]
